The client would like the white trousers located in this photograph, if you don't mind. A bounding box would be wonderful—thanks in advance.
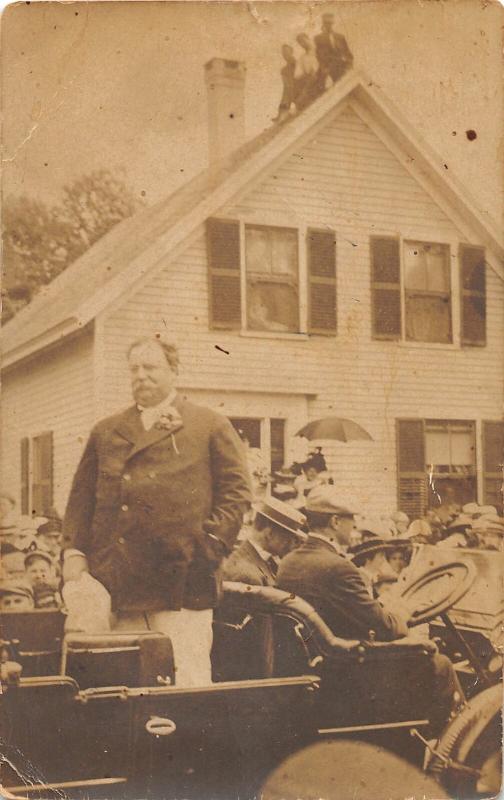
[113,608,213,688]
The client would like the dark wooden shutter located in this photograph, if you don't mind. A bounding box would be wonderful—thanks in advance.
[307,229,337,334]
[482,421,503,512]
[270,418,286,474]
[31,432,53,515]
[396,419,427,518]
[460,245,486,346]
[20,437,30,514]
[206,218,241,329]
[371,237,401,339]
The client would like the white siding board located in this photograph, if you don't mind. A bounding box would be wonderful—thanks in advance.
[1,332,95,515]
[98,106,503,513]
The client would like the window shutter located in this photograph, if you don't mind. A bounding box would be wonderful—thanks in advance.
[270,418,286,474]
[460,245,486,346]
[482,421,503,512]
[396,419,427,518]
[206,218,241,329]
[307,229,337,334]
[20,437,30,514]
[32,432,53,515]
[371,237,401,339]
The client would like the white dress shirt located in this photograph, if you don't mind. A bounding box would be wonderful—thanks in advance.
[138,390,178,431]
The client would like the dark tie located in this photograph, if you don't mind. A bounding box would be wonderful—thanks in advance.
[267,556,278,577]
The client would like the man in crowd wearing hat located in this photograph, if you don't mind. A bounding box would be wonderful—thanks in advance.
[223,498,306,586]
[0,580,34,613]
[276,486,411,641]
[24,551,62,609]
[62,335,251,687]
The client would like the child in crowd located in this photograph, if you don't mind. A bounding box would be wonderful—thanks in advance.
[0,580,34,612]
[24,551,62,609]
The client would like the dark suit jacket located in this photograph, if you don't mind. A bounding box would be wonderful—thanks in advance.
[276,536,408,641]
[63,396,251,612]
[222,540,276,586]
[314,31,353,81]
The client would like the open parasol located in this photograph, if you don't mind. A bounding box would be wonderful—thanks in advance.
[295,417,373,442]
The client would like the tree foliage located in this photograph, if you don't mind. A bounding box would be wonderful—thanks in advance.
[2,169,142,323]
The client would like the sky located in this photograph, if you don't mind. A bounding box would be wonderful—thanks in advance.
[2,0,503,225]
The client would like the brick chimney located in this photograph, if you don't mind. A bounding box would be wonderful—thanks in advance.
[205,58,246,164]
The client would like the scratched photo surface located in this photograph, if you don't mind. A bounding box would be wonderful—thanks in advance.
[1,1,503,799]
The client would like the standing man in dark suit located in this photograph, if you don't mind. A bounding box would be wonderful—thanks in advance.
[314,13,353,89]
[277,486,410,641]
[62,336,251,686]
[223,498,307,586]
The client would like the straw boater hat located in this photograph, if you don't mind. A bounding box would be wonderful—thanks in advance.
[255,497,307,538]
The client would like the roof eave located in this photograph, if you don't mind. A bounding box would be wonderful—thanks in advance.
[1,317,84,370]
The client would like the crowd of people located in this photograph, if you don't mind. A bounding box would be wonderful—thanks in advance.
[0,494,63,613]
[276,13,353,122]
[0,334,501,697]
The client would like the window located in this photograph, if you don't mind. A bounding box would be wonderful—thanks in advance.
[424,420,476,506]
[404,242,451,343]
[20,432,54,515]
[245,226,299,333]
[229,417,285,474]
[207,219,337,335]
[371,237,486,346]
[397,419,476,517]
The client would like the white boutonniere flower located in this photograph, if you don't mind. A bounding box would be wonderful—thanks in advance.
[155,408,183,454]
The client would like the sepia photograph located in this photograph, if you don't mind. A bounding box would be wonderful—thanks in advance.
[0,1,503,798]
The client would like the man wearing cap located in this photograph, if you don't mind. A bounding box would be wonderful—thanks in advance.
[277,485,410,641]
[223,498,306,586]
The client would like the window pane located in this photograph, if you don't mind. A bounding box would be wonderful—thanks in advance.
[271,230,298,277]
[404,244,428,290]
[405,295,451,343]
[247,281,299,332]
[229,418,261,448]
[451,429,475,467]
[426,246,449,291]
[425,428,450,471]
[404,242,449,292]
[246,228,272,274]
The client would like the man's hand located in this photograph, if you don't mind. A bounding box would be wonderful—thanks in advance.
[62,553,89,583]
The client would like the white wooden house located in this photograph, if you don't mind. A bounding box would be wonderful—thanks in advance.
[2,61,503,520]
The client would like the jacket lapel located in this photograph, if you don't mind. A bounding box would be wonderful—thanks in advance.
[114,406,144,445]
[243,540,274,584]
[113,404,178,461]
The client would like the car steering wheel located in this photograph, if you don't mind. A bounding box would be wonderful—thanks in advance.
[398,560,477,626]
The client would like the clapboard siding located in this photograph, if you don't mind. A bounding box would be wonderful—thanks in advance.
[1,331,95,515]
[97,106,503,512]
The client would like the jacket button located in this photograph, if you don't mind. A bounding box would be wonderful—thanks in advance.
[123,474,131,481]
[121,504,129,512]
[148,471,156,479]
[118,537,126,545]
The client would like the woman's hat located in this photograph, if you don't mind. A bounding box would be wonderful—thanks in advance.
[348,538,390,567]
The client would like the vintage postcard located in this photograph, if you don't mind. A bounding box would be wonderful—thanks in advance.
[0,1,502,798]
